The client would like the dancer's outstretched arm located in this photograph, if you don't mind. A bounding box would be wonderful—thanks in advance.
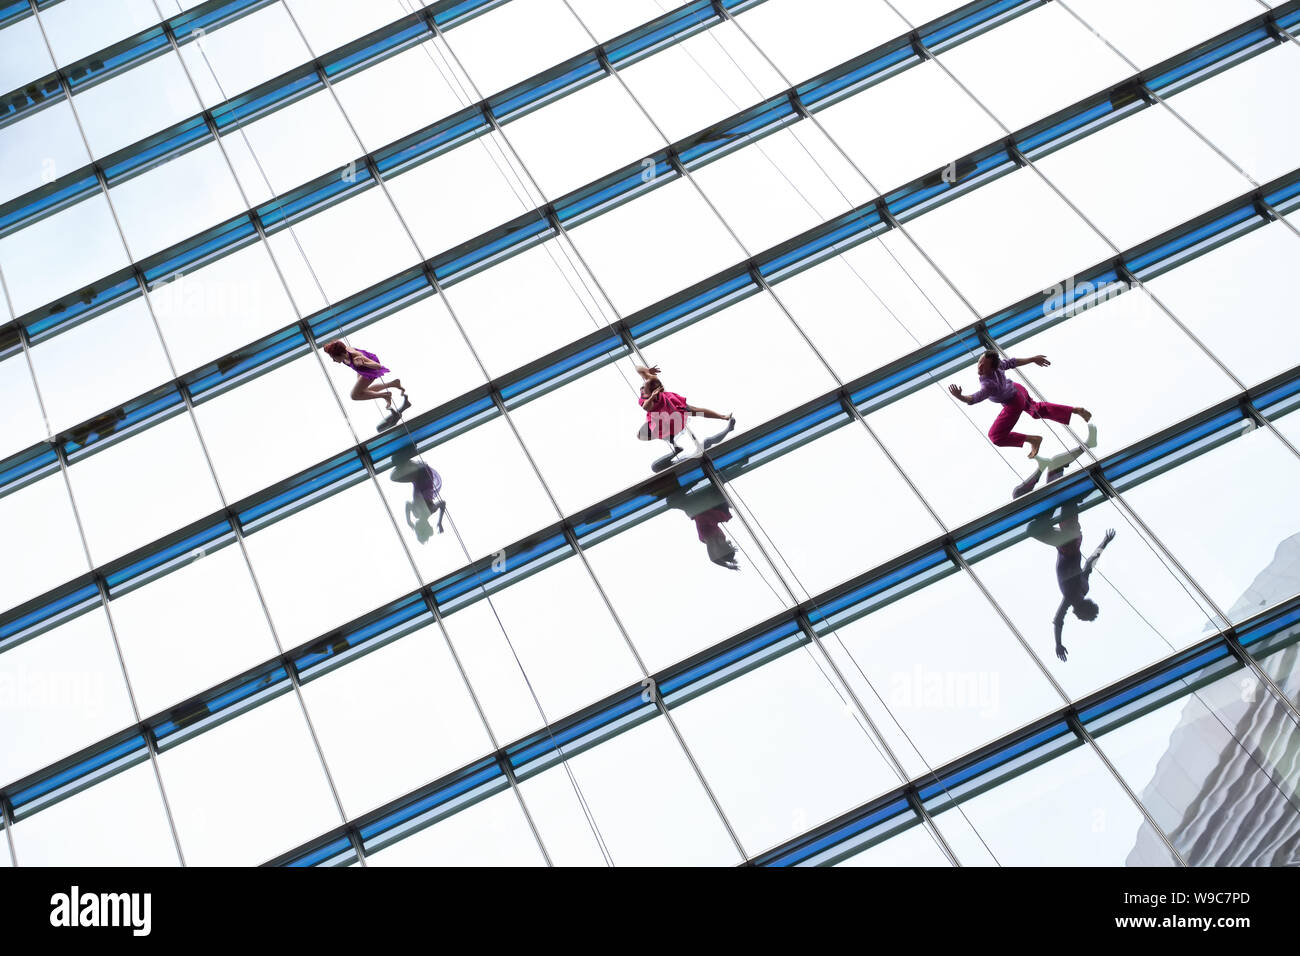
[1053,601,1070,662]
[1083,528,1116,575]
[1007,354,1050,369]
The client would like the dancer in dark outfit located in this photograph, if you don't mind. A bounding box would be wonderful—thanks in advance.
[1027,501,1115,662]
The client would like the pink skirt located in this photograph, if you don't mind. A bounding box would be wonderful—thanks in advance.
[641,391,690,440]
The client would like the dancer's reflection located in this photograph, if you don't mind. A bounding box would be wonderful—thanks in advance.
[1011,421,1098,499]
[663,482,740,570]
[636,364,734,470]
[389,443,445,543]
[323,340,410,430]
[1027,500,1116,662]
[949,352,1091,459]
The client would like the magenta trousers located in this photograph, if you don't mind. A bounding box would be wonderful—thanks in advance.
[988,383,1072,448]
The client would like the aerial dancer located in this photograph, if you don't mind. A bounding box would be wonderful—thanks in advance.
[1027,500,1116,662]
[949,352,1091,459]
[390,444,446,543]
[323,339,410,431]
[635,364,735,470]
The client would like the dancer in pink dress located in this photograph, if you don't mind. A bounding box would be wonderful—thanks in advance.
[635,365,733,456]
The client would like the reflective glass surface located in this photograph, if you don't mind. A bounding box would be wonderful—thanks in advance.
[1,0,1297,868]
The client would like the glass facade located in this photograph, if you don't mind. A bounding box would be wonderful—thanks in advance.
[1,0,1298,867]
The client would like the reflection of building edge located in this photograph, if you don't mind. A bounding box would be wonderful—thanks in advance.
[1128,534,1300,866]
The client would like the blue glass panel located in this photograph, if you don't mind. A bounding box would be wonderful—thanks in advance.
[490,54,605,123]
[0,76,63,129]
[1125,204,1259,276]
[0,0,31,29]
[372,107,490,178]
[430,211,554,285]
[367,394,497,465]
[0,582,101,654]
[293,593,431,678]
[1146,26,1273,93]
[1077,643,1232,725]
[150,663,290,744]
[6,734,149,814]
[257,163,371,232]
[103,520,235,593]
[916,719,1073,801]
[430,532,569,607]
[61,384,186,459]
[848,331,983,410]
[677,96,799,168]
[756,796,912,867]
[499,333,623,402]
[604,0,717,68]
[921,0,1041,51]
[211,69,320,132]
[758,206,887,281]
[357,756,503,844]
[64,28,169,92]
[658,618,804,699]
[140,214,260,284]
[102,116,213,185]
[0,444,59,495]
[283,834,354,867]
[1236,597,1300,650]
[186,325,309,399]
[236,452,367,528]
[24,273,140,341]
[506,687,652,770]
[323,19,432,80]
[0,171,99,238]
[174,0,278,40]
[629,269,756,340]
[711,398,845,474]
[552,156,674,226]
[1101,408,1245,482]
[807,550,951,627]
[796,38,917,112]
[308,269,432,341]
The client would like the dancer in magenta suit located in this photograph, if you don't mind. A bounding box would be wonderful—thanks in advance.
[949,351,1090,458]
